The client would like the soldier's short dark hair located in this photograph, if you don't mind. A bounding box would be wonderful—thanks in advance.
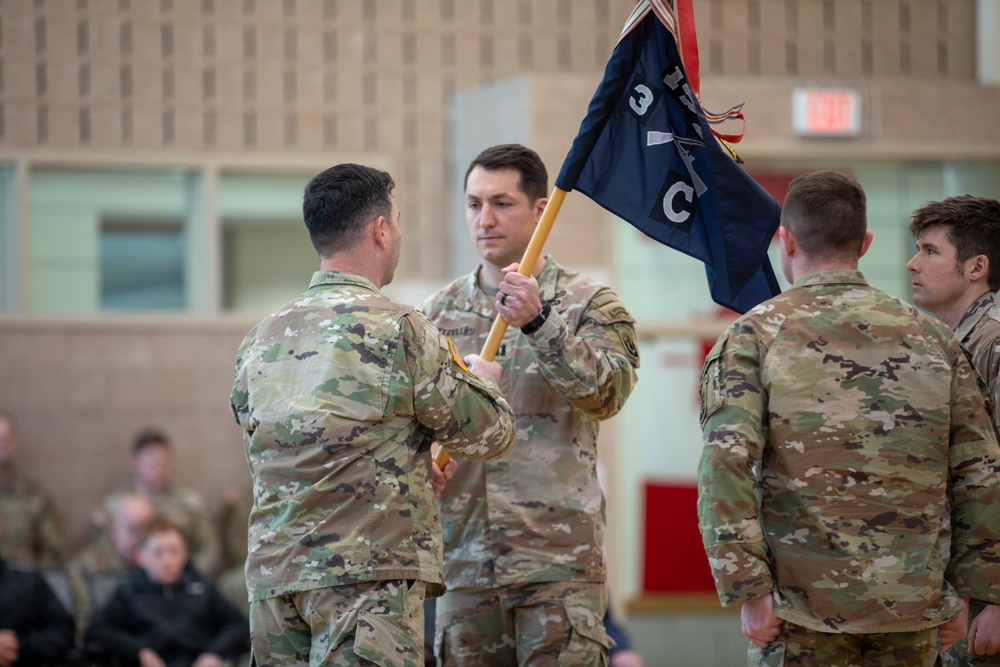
[132,428,170,455]
[139,517,188,549]
[464,144,548,204]
[781,169,868,261]
[302,163,395,258]
[909,195,1000,291]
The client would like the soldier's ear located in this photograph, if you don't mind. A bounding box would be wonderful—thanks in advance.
[371,215,389,251]
[778,226,795,256]
[968,254,988,283]
[858,230,874,258]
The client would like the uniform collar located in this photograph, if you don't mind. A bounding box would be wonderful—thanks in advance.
[955,291,999,342]
[792,269,868,289]
[308,270,380,294]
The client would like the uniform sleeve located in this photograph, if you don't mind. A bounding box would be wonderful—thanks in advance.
[404,312,516,462]
[944,343,1000,602]
[184,493,223,577]
[33,492,63,569]
[696,322,774,607]
[524,287,640,420]
[230,329,257,432]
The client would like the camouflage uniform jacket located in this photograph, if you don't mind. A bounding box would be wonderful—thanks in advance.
[0,470,62,568]
[230,270,516,602]
[698,270,1000,634]
[420,256,640,588]
[955,290,1000,418]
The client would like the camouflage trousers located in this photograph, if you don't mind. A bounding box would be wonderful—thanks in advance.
[249,579,426,667]
[434,581,611,667]
[942,602,1000,666]
[749,621,942,667]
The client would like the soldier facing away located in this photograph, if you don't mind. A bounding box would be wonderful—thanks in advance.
[230,163,516,666]
[698,169,1000,667]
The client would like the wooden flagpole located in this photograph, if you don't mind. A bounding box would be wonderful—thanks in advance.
[434,186,568,469]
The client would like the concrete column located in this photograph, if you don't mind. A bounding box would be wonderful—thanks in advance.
[1,161,30,313]
[978,0,999,85]
[185,166,221,314]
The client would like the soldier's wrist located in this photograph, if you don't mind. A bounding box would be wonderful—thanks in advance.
[520,302,551,335]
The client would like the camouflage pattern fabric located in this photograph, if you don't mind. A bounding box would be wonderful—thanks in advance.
[250,579,426,667]
[67,536,133,641]
[230,270,515,603]
[750,620,941,666]
[946,291,1000,666]
[98,487,221,575]
[698,270,1000,634]
[0,471,62,568]
[954,291,1000,419]
[419,255,640,590]
[434,581,610,667]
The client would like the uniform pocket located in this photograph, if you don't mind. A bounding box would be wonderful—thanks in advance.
[353,610,425,667]
[557,603,613,667]
[748,641,785,667]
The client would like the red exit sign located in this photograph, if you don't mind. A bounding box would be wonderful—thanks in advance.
[792,88,861,137]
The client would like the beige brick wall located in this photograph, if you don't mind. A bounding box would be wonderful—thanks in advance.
[0,317,253,559]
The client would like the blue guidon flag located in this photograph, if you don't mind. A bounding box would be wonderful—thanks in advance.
[554,0,782,314]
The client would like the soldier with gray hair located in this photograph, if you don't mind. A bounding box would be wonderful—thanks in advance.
[230,163,516,667]
[698,169,1000,666]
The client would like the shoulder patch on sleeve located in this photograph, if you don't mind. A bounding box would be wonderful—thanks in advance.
[700,338,728,426]
[447,336,469,372]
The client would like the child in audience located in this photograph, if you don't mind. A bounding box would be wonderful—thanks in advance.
[84,518,248,667]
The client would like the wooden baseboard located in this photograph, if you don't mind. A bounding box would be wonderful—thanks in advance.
[625,593,739,615]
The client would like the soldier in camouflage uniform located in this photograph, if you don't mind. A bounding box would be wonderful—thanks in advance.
[68,492,155,642]
[907,195,1000,665]
[230,163,516,667]
[0,412,63,568]
[421,144,640,666]
[95,428,221,575]
[698,170,1000,667]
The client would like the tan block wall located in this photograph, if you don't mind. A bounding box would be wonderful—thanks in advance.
[0,317,255,559]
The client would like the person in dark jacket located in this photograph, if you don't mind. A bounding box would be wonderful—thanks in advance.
[84,518,248,667]
[0,548,75,666]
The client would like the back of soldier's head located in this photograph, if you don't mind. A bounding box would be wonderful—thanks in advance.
[909,195,1000,291]
[303,163,395,259]
[781,169,868,263]
[465,144,548,204]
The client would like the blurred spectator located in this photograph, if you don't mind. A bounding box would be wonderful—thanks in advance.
[214,481,251,618]
[94,429,220,575]
[0,519,75,666]
[68,492,155,641]
[84,518,248,667]
[605,601,645,667]
[0,412,62,569]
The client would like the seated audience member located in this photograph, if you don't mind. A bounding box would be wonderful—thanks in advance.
[0,520,75,666]
[68,492,156,640]
[0,412,62,568]
[215,481,251,619]
[84,518,249,667]
[95,429,220,575]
